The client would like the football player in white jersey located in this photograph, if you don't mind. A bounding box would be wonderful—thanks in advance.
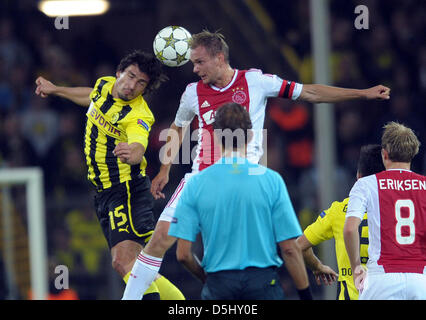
[122,30,391,299]
[344,122,426,300]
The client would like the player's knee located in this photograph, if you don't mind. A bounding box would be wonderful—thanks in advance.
[111,256,126,277]
[111,241,140,277]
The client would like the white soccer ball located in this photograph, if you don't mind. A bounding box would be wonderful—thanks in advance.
[153,26,192,67]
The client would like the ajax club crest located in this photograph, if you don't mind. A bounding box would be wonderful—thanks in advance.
[231,87,247,104]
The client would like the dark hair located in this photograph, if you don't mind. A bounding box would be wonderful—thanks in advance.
[357,144,385,177]
[213,102,252,149]
[117,50,168,95]
[189,30,229,63]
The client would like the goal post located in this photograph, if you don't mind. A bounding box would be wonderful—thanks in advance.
[0,167,48,300]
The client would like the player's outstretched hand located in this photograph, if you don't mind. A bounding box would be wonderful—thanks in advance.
[312,264,338,286]
[364,85,391,100]
[35,76,57,98]
[151,170,169,200]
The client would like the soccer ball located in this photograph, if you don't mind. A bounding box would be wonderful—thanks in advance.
[153,26,192,67]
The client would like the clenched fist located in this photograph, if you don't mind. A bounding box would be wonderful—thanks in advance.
[35,76,57,98]
[363,85,391,100]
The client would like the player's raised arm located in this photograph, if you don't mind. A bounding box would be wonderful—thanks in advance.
[298,84,390,103]
[35,76,92,107]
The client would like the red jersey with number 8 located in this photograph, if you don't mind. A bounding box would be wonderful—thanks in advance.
[347,169,426,274]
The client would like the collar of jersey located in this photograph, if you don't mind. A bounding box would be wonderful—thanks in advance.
[386,168,412,172]
[209,69,238,92]
[218,156,248,164]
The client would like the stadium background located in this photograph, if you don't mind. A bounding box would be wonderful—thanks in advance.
[0,0,425,299]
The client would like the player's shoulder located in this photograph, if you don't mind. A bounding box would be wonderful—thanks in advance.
[94,76,116,88]
[379,169,426,180]
[91,76,115,96]
[244,68,281,85]
[245,68,263,74]
[331,197,349,208]
[98,75,116,82]
[177,82,198,109]
[409,171,426,180]
[349,175,378,200]
[181,81,198,97]
[245,68,267,78]
[185,81,198,91]
[245,68,278,77]
[325,197,349,217]
[125,98,154,123]
[355,173,378,186]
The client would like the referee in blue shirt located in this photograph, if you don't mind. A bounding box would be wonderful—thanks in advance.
[168,102,312,300]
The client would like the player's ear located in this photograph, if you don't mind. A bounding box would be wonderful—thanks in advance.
[381,148,388,160]
[216,52,225,64]
[381,148,390,166]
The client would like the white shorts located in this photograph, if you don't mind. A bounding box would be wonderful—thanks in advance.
[158,172,197,222]
[360,272,426,300]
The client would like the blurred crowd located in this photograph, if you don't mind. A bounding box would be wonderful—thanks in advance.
[0,0,425,299]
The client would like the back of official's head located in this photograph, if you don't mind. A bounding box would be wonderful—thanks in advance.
[381,121,420,164]
[190,30,230,63]
[357,144,385,178]
[213,102,252,150]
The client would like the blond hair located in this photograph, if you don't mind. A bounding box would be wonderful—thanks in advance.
[189,30,229,63]
[381,121,420,163]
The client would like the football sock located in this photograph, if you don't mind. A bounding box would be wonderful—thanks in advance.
[154,276,185,300]
[122,251,163,300]
[123,271,160,299]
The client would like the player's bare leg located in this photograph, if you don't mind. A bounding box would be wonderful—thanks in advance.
[110,240,159,299]
[112,239,183,299]
[122,220,177,299]
[143,220,177,258]
[111,240,142,278]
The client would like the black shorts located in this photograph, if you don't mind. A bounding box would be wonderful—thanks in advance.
[94,175,155,249]
[201,267,284,300]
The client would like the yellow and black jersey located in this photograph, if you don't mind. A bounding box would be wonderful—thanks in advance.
[304,197,368,300]
[84,76,154,190]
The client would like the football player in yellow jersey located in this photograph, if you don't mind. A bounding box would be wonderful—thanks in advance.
[35,50,184,300]
[296,144,385,300]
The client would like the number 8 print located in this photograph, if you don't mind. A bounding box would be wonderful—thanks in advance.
[395,199,415,245]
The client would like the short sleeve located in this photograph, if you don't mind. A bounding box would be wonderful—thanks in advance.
[125,117,153,149]
[347,178,369,220]
[304,202,338,245]
[174,83,197,127]
[248,70,303,100]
